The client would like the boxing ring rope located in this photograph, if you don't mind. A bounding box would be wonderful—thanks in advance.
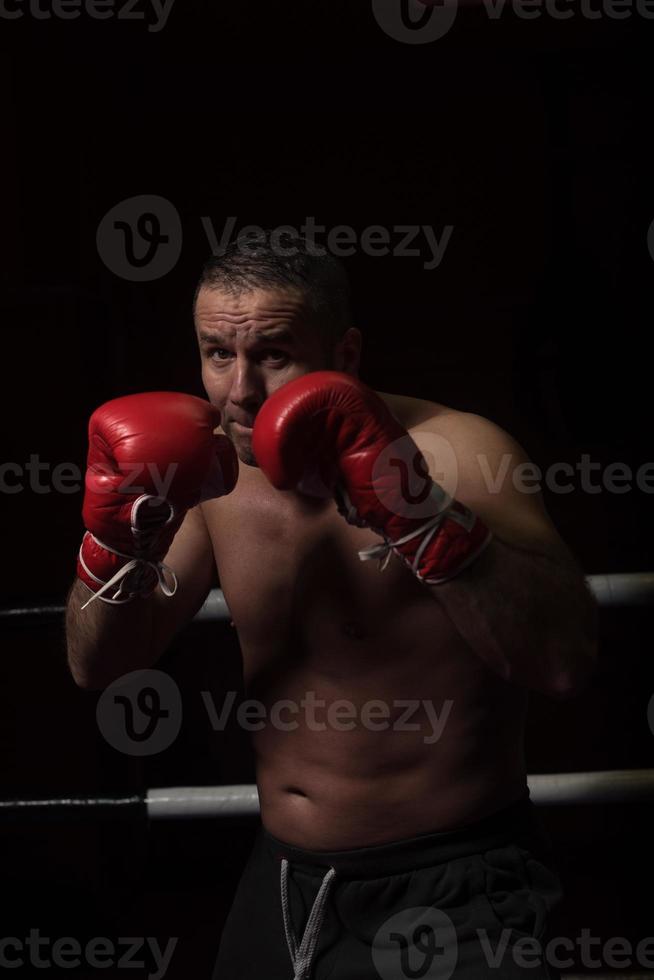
[1,770,653,822]
[2,571,654,625]
[1,571,652,818]
[149,769,654,818]
[2,578,651,980]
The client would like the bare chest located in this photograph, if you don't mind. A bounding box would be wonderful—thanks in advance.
[203,489,472,691]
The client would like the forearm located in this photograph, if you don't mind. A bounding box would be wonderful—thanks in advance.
[65,578,160,690]
[430,536,599,697]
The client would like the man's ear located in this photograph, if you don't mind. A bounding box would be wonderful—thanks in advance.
[333,327,362,375]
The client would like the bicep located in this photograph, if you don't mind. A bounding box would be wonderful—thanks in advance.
[151,503,216,657]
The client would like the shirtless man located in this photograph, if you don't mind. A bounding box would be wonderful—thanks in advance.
[66,233,598,979]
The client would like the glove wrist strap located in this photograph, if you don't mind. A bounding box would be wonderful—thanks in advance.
[77,531,178,609]
[336,482,493,585]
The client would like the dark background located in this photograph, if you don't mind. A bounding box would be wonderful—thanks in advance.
[1,3,653,976]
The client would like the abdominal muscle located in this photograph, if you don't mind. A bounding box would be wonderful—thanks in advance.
[240,603,529,851]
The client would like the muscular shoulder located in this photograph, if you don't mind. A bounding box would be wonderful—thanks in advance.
[377,392,520,489]
[376,390,458,430]
[417,407,527,460]
[376,390,519,453]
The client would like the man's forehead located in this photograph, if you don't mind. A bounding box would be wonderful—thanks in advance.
[195,285,311,327]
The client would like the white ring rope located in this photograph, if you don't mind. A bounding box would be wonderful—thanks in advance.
[2,573,654,623]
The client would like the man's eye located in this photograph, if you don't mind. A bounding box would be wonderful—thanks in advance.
[208,348,288,363]
[210,348,232,361]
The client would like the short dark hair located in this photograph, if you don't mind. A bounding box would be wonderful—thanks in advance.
[194,229,352,347]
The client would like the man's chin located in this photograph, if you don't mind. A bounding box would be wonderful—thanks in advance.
[236,446,259,467]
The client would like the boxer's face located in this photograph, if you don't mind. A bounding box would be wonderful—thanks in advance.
[195,285,361,466]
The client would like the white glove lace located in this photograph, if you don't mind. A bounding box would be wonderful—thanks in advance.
[80,495,179,609]
[334,482,486,583]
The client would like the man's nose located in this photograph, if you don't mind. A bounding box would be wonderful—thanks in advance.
[229,358,264,409]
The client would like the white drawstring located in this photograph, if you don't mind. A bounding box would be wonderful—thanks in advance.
[281,859,337,980]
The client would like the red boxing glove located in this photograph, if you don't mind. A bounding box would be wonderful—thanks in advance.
[252,371,492,585]
[77,391,238,608]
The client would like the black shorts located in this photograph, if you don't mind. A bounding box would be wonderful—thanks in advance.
[213,792,564,980]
